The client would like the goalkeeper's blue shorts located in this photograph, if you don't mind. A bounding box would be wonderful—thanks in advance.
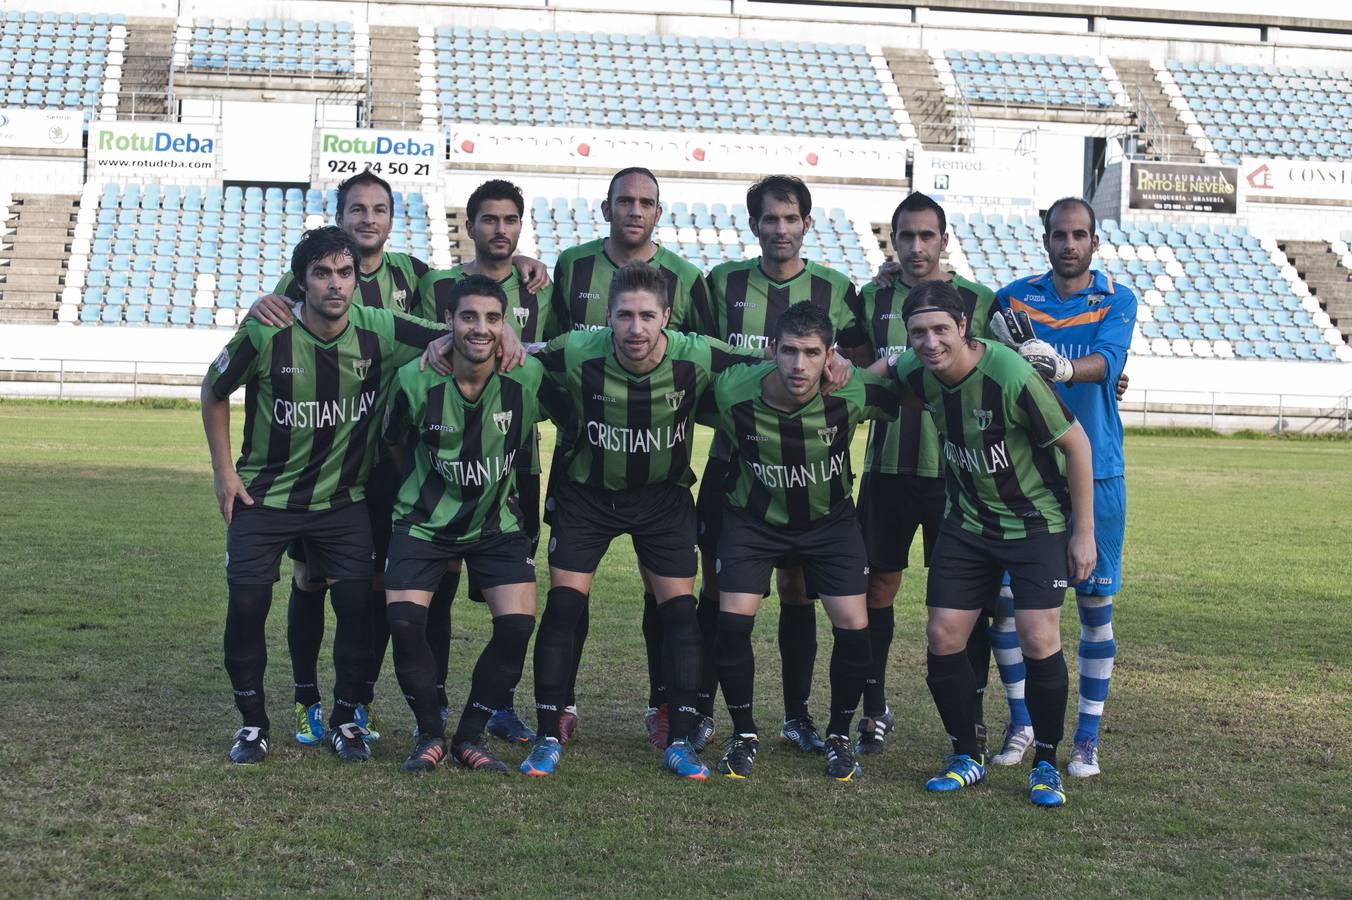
[1072,476,1125,596]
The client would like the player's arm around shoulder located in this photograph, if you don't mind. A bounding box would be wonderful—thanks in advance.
[849,365,904,422]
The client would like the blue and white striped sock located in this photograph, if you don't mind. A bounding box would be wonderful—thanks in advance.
[989,586,1031,728]
[1075,594,1116,744]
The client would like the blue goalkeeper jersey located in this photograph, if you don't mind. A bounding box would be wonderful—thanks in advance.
[995,269,1137,479]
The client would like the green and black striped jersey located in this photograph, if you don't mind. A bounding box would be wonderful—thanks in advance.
[412,263,563,343]
[382,357,545,543]
[550,239,712,333]
[890,339,1075,540]
[705,258,866,351]
[209,305,446,512]
[859,275,995,477]
[711,363,900,527]
[274,251,428,314]
[536,328,760,491]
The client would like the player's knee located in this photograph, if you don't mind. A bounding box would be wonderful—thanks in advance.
[716,612,755,660]
[386,600,428,641]
[658,594,698,630]
[491,613,535,656]
[866,571,901,608]
[832,626,872,672]
[925,616,969,655]
[542,586,587,631]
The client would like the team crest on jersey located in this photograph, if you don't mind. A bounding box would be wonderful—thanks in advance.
[214,347,230,374]
[665,390,686,410]
[493,410,513,434]
[817,425,838,445]
[1086,293,1108,307]
[392,288,407,307]
[351,358,372,379]
[513,306,531,326]
[973,408,993,430]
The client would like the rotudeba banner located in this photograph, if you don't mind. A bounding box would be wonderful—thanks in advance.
[89,121,220,178]
[1128,161,1237,214]
[315,128,442,183]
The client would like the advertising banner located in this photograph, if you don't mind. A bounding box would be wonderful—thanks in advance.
[447,123,909,181]
[315,128,442,183]
[89,121,219,177]
[0,108,80,151]
[1128,161,1237,213]
[1240,158,1352,203]
[911,149,1037,207]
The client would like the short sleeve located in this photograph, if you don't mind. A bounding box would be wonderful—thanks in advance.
[834,281,867,349]
[387,309,450,368]
[705,335,764,374]
[382,370,416,445]
[208,323,261,400]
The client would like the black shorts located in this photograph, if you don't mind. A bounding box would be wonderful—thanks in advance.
[541,441,571,529]
[288,454,399,574]
[517,465,540,549]
[926,521,1069,612]
[227,501,374,586]
[547,479,698,579]
[716,502,868,598]
[857,472,946,573]
[384,529,537,593]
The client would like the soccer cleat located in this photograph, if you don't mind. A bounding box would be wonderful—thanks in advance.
[354,704,381,742]
[451,737,509,773]
[411,706,450,741]
[716,734,758,779]
[855,707,895,757]
[662,739,710,781]
[644,705,670,750]
[690,715,716,754]
[228,726,269,765]
[780,715,826,753]
[487,707,536,744]
[1068,737,1101,778]
[558,705,578,745]
[824,734,862,782]
[1029,760,1067,807]
[924,754,986,793]
[991,723,1035,766]
[293,702,325,745]
[402,735,447,773]
[327,722,372,762]
[518,736,562,777]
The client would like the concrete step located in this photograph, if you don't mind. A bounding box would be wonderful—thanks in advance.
[0,291,61,306]
[0,310,58,324]
[0,262,65,278]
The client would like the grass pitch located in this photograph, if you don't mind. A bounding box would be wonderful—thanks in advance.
[1,401,1348,897]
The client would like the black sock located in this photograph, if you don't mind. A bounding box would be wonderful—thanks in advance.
[455,613,534,743]
[362,588,390,706]
[428,569,459,708]
[329,580,375,729]
[968,613,993,728]
[565,598,589,709]
[659,595,701,742]
[1024,649,1069,767]
[862,604,894,718]
[695,589,720,717]
[286,581,326,706]
[926,649,979,758]
[778,603,817,719]
[827,626,871,736]
[224,583,273,730]
[717,612,758,736]
[386,601,443,739]
[533,587,586,738]
[641,591,665,708]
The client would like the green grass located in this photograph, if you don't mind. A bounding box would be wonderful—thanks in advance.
[1,403,1349,897]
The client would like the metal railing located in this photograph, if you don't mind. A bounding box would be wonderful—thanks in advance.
[1123,387,1352,433]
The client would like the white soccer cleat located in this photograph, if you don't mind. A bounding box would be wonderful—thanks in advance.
[1068,737,1101,778]
[991,723,1034,766]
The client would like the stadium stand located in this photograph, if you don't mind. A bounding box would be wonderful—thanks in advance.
[0,10,121,119]
[1160,60,1352,163]
[68,183,430,327]
[1279,237,1352,344]
[430,27,911,139]
[941,49,1130,112]
[181,17,361,77]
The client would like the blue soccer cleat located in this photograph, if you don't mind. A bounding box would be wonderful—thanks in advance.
[663,739,709,781]
[487,707,536,744]
[925,753,986,793]
[293,702,325,745]
[1029,760,1067,807]
[354,704,381,742]
[518,736,562,777]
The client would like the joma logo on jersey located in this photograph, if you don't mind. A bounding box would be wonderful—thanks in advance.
[280,366,306,375]
[973,408,993,430]
[579,291,602,301]
[665,390,686,410]
[817,425,838,445]
[429,423,457,432]
[351,358,372,379]
[493,410,513,434]
[880,313,904,320]
[592,393,618,403]
[733,301,758,309]
[513,306,531,326]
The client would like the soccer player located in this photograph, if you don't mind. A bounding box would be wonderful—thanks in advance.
[548,167,714,743]
[853,192,995,757]
[381,275,545,773]
[988,197,1136,778]
[871,279,1095,807]
[412,179,562,746]
[695,175,869,756]
[202,226,447,764]
[707,301,899,782]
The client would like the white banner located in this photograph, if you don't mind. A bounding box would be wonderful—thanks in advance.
[315,128,442,183]
[0,108,80,151]
[911,149,1037,207]
[89,121,219,178]
[1240,158,1352,203]
[447,123,909,182]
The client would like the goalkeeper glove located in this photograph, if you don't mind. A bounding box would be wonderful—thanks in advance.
[988,308,1037,348]
[1019,339,1074,383]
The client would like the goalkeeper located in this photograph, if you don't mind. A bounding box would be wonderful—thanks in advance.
[988,197,1136,780]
